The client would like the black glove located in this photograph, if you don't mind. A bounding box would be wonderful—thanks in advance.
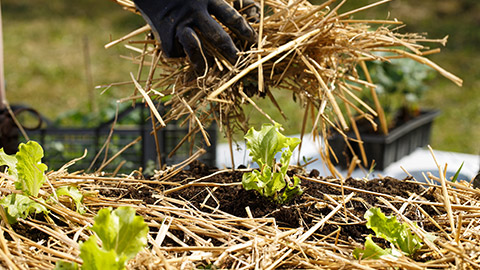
[133,0,258,74]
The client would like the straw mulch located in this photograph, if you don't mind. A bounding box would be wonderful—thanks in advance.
[105,0,461,175]
[1,154,480,269]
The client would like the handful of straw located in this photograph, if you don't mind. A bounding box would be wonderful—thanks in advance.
[107,0,462,172]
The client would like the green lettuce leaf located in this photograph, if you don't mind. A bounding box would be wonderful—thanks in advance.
[245,123,299,167]
[242,169,266,194]
[353,235,392,260]
[80,235,125,270]
[0,194,48,223]
[15,141,48,196]
[91,207,149,262]
[281,176,303,203]
[56,186,86,214]
[266,172,287,199]
[56,207,148,270]
[0,148,18,178]
[365,208,423,256]
[242,124,302,204]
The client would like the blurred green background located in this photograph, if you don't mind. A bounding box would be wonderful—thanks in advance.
[2,0,479,154]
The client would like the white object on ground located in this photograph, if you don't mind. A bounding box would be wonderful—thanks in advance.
[216,134,479,183]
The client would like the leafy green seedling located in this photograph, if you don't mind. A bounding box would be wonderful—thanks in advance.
[55,186,86,214]
[0,141,49,223]
[56,206,149,270]
[451,161,464,183]
[353,235,395,260]
[354,208,434,260]
[0,141,86,223]
[242,123,303,204]
[0,194,48,224]
[15,141,48,196]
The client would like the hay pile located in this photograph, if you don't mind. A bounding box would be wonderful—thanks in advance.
[1,156,480,269]
[106,0,461,174]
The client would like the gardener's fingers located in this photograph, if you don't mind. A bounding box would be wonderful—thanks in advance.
[194,12,240,64]
[209,0,257,44]
[177,26,212,74]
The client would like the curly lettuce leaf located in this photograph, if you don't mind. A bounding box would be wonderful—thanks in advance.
[280,176,303,203]
[0,194,48,223]
[353,235,393,260]
[242,167,268,195]
[15,141,48,196]
[245,123,300,167]
[242,124,302,204]
[365,208,423,256]
[0,148,18,178]
[91,207,149,262]
[55,207,148,270]
[56,186,85,214]
[80,235,125,270]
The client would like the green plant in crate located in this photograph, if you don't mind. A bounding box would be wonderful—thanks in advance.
[365,56,436,129]
[242,123,303,204]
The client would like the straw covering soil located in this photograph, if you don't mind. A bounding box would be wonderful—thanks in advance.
[2,0,476,269]
[2,159,480,269]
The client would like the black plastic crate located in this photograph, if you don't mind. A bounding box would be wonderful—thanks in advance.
[329,110,439,170]
[25,104,216,174]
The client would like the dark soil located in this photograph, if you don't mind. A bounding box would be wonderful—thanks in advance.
[100,161,441,245]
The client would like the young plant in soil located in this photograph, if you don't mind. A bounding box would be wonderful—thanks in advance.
[242,123,303,204]
[353,208,436,260]
[56,206,149,270]
[0,141,84,224]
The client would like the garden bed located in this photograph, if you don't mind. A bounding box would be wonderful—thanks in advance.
[2,159,480,269]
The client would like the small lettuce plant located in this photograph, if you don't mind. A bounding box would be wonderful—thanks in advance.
[56,206,149,270]
[354,208,436,260]
[242,123,303,204]
[0,141,85,223]
[0,141,49,223]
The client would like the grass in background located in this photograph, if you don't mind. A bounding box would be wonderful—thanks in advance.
[3,0,143,122]
[2,0,479,154]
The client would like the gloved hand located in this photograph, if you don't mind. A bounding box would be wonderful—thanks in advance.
[133,0,259,74]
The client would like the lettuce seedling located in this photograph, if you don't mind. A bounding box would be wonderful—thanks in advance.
[15,141,48,196]
[242,123,303,204]
[0,194,48,224]
[354,208,433,260]
[0,141,48,223]
[353,235,394,260]
[55,186,86,214]
[0,141,86,223]
[56,206,149,270]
